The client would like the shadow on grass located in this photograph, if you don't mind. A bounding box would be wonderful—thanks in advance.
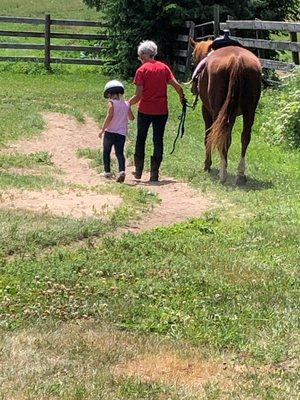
[141,179,177,187]
[208,168,275,191]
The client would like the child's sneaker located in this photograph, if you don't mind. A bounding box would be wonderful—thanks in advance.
[116,171,125,183]
[100,172,113,179]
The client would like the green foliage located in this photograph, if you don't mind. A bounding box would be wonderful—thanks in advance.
[83,0,300,77]
[261,70,300,148]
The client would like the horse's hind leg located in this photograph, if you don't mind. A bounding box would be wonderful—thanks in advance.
[202,105,213,171]
[218,120,234,183]
[236,114,254,185]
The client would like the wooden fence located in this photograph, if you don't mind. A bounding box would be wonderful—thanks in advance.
[220,19,300,72]
[1,12,299,75]
[174,5,221,76]
[0,15,109,69]
[174,6,300,77]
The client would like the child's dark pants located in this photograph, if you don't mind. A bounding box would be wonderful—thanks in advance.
[103,131,126,172]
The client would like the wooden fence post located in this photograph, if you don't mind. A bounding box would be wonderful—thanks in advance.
[44,14,51,70]
[290,32,299,65]
[227,15,235,36]
[185,21,195,77]
[255,19,264,60]
[213,4,220,38]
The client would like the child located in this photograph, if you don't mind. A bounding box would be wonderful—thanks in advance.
[99,80,134,183]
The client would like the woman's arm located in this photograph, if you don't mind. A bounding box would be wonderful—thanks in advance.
[168,77,185,104]
[129,85,143,106]
[99,101,113,138]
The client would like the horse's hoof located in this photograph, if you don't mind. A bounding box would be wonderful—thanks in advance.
[236,175,247,186]
[204,166,211,172]
[219,171,228,184]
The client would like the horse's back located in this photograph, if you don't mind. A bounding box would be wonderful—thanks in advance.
[207,46,261,73]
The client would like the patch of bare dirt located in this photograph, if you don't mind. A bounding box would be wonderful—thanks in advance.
[1,112,123,219]
[123,173,212,232]
[114,352,230,391]
[0,188,121,219]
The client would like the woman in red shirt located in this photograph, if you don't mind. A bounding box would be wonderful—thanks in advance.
[129,40,185,181]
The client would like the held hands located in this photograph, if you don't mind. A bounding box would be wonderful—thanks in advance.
[99,129,105,139]
[180,94,186,106]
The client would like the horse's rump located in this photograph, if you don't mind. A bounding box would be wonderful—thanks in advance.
[204,46,261,153]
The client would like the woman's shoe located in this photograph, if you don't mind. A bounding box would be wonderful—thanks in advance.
[149,156,160,181]
[132,171,142,180]
[133,155,144,179]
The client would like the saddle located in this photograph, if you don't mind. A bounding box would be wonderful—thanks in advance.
[190,31,242,95]
[212,30,243,51]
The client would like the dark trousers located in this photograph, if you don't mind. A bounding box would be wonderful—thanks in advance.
[135,112,168,165]
[103,131,126,172]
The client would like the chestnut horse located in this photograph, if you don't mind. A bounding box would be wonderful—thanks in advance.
[191,39,262,184]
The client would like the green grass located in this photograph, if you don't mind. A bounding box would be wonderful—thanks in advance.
[0,0,99,19]
[77,147,123,173]
[0,0,105,68]
[0,151,53,168]
[0,170,59,189]
[0,31,299,397]
[0,183,156,258]
[0,5,294,400]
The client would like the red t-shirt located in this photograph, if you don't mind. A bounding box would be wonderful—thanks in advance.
[133,60,174,115]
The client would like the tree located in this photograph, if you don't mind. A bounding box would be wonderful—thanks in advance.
[83,0,300,77]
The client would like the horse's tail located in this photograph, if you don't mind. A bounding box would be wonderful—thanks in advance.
[207,57,243,154]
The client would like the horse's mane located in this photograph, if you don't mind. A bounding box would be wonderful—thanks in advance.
[193,39,213,64]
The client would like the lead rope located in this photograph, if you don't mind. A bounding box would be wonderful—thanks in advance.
[170,93,199,155]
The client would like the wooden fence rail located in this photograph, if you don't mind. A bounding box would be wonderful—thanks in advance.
[220,20,300,32]
[0,14,109,68]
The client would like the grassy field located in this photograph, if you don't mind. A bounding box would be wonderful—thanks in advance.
[0,0,103,63]
[0,1,299,399]
[0,0,98,19]
[0,68,299,398]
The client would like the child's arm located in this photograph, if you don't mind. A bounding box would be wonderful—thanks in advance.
[128,106,135,121]
[99,101,114,138]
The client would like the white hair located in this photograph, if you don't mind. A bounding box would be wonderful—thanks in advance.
[138,40,158,58]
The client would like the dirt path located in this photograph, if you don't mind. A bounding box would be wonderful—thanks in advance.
[2,112,211,228]
[6,112,102,186]
[121,177,211,232]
